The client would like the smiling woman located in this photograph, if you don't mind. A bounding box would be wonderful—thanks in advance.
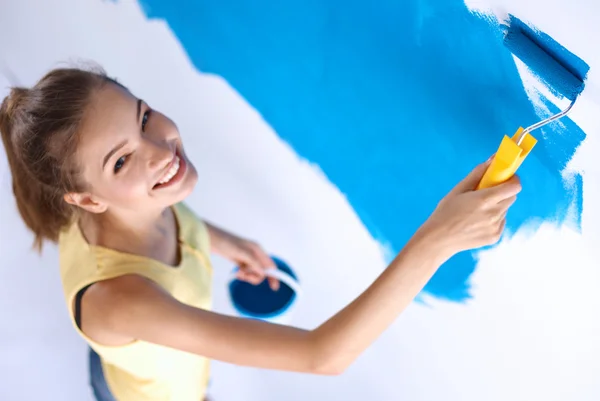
[100,100,187,189]
[65,82,198,220]
[0,65,522,401]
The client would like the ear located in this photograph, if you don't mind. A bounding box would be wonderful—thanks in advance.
[64,192,108,214]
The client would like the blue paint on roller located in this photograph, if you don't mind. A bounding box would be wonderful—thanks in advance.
[229,256,298,319]
[503,15,589,101]
[137,0,587,302]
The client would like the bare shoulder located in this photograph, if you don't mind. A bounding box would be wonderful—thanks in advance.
[79,274,172,346]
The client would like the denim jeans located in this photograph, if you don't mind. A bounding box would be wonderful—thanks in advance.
[89,348,117,401]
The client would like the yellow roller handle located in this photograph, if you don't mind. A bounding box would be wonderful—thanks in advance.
[477,127,538,190]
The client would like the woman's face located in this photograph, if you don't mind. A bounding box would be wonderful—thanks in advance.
[72,82,198,215]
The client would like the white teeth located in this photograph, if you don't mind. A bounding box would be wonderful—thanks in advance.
[158,156,180,185]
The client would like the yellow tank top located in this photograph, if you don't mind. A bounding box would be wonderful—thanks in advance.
[58,203,213,401]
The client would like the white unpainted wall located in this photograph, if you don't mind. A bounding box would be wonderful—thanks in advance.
[1,1,599,400]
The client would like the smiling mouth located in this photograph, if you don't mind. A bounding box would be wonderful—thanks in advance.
[153,151,186,189]
[158,156,180,185]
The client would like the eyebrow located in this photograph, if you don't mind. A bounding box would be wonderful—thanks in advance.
[136,98,142,122]
[101,99,143,171]
[102,139,127,170]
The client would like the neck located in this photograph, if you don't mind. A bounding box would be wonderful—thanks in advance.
[81,206,173,250]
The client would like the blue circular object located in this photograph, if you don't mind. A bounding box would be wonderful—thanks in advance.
[229,256,298,319]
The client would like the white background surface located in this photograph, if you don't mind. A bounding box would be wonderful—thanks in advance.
[1,1,599,400]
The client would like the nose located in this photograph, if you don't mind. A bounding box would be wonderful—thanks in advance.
[144,138,174,171]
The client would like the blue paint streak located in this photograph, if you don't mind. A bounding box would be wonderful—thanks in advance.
[137,0,586,302]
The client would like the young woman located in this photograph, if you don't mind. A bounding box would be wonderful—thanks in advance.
[0,66,521,401]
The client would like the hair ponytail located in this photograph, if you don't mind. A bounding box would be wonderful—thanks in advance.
[0,67,112,252]
[0,88,60,251]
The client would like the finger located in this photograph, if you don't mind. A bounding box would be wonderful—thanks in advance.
[240,256,268,278]
[267,276,280,291]
[486,196,515,226]
[236,270,263,285]
[250,245,277,270]
[483,217,506,246]
[247,274,263,285]
[487,193,516,214]
[494,218,507,242]
[495,210,508,226]
[451,159,494,195]
[478,175,522,204]
[236,270,250,281]
[249,245,279,290]
[497,195,518,211]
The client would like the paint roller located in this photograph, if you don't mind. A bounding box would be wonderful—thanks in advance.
[477,15,588,190]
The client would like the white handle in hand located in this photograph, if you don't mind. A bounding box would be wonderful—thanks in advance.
[230,268,302,297]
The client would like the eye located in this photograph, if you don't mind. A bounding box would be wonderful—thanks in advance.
[114,155,128,173]
[141,109,152,132]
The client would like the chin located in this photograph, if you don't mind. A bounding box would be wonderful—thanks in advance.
[171,163,198,204]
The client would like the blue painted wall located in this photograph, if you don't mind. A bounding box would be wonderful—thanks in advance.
[138,0,586,302]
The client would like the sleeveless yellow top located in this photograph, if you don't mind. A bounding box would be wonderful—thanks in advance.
[58,203,213,401]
